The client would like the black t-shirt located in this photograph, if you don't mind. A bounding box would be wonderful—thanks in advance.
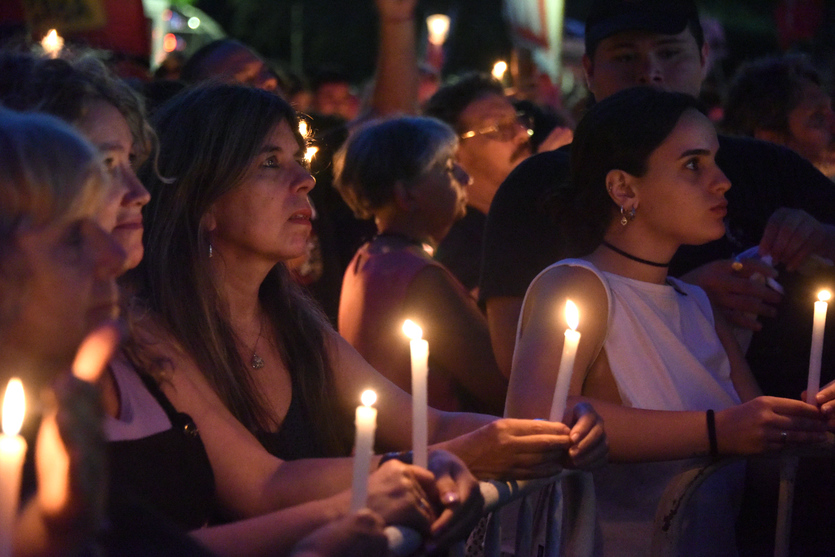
[435,208,487,293]
[480,135,835,398]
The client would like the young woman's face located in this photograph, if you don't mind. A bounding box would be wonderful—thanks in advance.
[209,119,316,263]
[77,100,151,272]
[630,108,731,246]
[2,213,124,377]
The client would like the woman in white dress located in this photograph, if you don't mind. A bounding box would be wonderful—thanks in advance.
[505,87,829,556]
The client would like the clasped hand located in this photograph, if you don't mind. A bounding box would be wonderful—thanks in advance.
[441,402,608,481]
[366,449,481,550]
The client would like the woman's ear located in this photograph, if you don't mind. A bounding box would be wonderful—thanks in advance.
[605,169,637,209]
[201,208,217,233]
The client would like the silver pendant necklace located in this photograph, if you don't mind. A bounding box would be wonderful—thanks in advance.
[249,318,265,369]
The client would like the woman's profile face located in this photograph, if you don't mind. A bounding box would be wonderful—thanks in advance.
[77,100,151,272]
[2,213,125,375]
[410,157,470,245]
[208,119,316,264]
[629,108,731,246]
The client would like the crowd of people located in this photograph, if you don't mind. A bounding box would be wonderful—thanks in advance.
[3,0,835,555]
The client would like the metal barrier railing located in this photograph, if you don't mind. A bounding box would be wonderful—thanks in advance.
[387,441,835,557]
[652,441,835,557]
[386,470,596,557]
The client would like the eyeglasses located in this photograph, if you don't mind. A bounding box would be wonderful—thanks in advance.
[459,113,534,141]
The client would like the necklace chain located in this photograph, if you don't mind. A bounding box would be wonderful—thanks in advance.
[249,317,265,370]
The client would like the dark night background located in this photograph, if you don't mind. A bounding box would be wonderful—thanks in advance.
[193,0,835,87]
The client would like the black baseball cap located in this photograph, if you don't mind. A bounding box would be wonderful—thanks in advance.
[585,0,703,56]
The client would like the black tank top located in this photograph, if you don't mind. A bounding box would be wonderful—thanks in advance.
[255,384,329,460]
[108,371,216,531]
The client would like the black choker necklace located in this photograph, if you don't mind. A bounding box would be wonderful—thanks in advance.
[601,240,670,268]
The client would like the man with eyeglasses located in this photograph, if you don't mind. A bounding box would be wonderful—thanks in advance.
[423,73,571,293]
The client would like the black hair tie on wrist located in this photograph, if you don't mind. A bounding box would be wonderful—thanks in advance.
[706,409,719,458]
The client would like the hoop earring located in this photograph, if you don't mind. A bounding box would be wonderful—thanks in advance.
[209,243,213,258]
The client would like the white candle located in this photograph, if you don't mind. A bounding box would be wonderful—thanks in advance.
[350,390,377,513]
[403,320,428,469]
[549,300,581,423]
[807,290,830,402]
[0,379,26,557]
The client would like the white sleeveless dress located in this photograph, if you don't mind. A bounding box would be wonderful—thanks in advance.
[506,259,744,556]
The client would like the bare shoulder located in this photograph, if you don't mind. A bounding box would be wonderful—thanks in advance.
[125,309,217,404]
[522,263,608,323]
[407,262,464,295]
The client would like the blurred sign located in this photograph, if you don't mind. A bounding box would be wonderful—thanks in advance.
[21,0,106,34]
[503,0,565,82]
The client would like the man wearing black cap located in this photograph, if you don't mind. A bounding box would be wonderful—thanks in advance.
[481,0,835,552]
[482,0,835,384]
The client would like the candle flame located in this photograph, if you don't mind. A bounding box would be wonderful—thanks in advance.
[304,146,318,163]
[3,378,25,436]
[72,322,121,383]
[426,14,450,46]
[565,300,579,331]
[819,290,831,302]
[361,389,377,407]
[402,319,423,340]
[36,413,70,513]
[492,61,508,81]
[41,29,64,58]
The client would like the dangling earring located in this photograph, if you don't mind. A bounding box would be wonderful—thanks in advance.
[620,206,628,226]
[629,206,636,220]
[209,243,213,258]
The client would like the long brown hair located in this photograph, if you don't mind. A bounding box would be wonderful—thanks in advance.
[137,84,350,456]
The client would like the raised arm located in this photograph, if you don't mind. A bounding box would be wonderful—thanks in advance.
[362,0,419,119]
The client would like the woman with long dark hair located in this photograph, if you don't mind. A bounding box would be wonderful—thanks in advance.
[134,83,607,495]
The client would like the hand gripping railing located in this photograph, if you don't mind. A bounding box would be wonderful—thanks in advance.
[386,469,596,557]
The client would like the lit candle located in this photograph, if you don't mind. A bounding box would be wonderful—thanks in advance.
[72,322,120,383]
[426,14,451,46]
[350,390,377,513]
[549,300,581,422]
[807,290,830,402]
[0,379,26,557]
[40,29,64,59]
[492,60,508,81]
[403,320,428,469]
